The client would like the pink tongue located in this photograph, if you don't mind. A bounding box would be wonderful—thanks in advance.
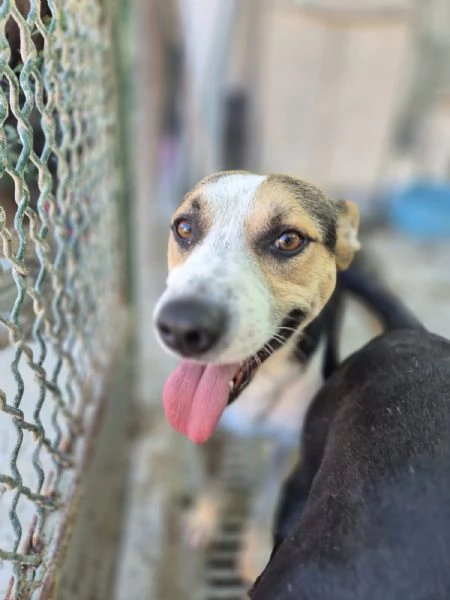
[163,360,238,444]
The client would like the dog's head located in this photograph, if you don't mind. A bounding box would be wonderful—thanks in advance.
[154,171,360,442]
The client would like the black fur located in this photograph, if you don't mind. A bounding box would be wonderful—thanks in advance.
[250,297,450,598]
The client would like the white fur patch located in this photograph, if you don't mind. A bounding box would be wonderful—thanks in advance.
[154,173,277,363]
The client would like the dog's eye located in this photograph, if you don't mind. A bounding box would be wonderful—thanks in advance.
[274,231,304,253]
[174,219,193,240]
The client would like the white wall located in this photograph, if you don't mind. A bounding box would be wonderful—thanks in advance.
[250,0,414,204]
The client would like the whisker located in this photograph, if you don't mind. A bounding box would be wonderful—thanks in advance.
[257,343,274,363]
[277,326,300,334]
[252,352,262,368]
[263,344,273,357]
[272,334,288,345]
[229,310,307,406]
[264,341,277,356]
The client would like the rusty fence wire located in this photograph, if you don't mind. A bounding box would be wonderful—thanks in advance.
[0,0,123,597]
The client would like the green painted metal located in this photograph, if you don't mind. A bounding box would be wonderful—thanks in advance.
[0,0,123,596]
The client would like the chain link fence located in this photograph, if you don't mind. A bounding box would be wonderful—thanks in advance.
[0,0,123,597]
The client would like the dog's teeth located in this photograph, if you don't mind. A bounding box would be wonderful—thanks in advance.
[228,380,234,392]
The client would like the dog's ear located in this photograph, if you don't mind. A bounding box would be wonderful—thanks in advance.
[335,199,360,270]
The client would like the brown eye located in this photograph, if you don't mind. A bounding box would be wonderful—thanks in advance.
[274,231,304,253]
[175,219,193,240]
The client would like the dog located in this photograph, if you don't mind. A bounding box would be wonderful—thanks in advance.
[153,170,364,579]
[250,322,450,598]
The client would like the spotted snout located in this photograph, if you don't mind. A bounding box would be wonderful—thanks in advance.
[155,298,228,358]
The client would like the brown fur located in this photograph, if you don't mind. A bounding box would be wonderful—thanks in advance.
[246,176,339,319]
[167,173,360,326]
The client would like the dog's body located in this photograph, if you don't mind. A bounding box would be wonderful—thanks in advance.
[154,170,449,595]
[250,327,450,600]
[153,170,440,586]
[153,170,427,582]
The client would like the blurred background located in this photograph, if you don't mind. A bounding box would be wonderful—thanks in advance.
[120,0,450,598]
[1,0,450,598]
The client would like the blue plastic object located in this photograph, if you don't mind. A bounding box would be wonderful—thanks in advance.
[389,181,450,240]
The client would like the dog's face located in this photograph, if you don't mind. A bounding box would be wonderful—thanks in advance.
[154,171,360,443]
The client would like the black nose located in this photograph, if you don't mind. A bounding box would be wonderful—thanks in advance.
[156,298,227,357]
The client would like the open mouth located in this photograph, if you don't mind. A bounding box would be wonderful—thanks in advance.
[227,308,306,404]
[163,308,306,444]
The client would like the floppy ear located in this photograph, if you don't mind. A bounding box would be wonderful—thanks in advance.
[335,199,360,270]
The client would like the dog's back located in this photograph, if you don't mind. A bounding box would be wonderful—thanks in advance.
[250,328,450,599]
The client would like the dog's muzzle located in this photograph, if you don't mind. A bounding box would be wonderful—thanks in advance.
[155,297,228,358]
